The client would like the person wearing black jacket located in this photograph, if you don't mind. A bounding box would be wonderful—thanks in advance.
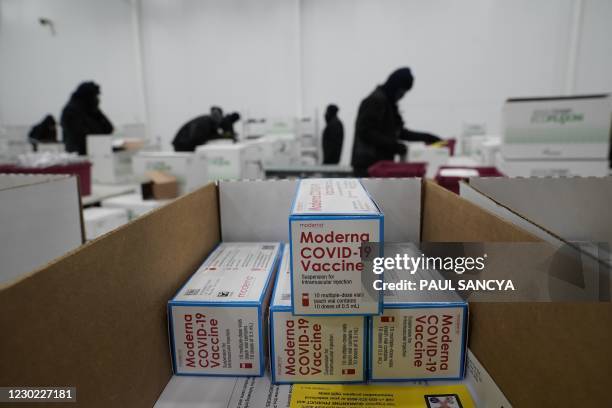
[61,82,114,155]
[28,115,57,151]
[351,67,441,176]
[172,107,226,152]
[322,104,344,164]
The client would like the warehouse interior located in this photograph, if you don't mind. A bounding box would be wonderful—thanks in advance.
[0,1,611,407]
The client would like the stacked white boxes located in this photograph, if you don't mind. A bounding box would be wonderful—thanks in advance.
[269,246,367,384]
[289,178,384,316]
[168,243,282,376]
[369,243,468,381]
[500,94,611,177]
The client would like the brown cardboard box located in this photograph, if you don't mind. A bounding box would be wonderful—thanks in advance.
[141,170,179,200]
[0,179,610,407]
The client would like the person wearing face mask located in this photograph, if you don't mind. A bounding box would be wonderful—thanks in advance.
[322,104,344,165]
[351,67,441,176]
[61,81,114,155]
[172,106,226,152]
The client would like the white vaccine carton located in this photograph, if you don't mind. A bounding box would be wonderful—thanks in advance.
[289,178,384,316]
[168,242,282,376]
[270,246,367,384]
[369,244,468,381]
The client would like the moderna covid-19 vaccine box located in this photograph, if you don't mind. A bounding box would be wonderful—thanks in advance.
[168,242,282,376]
[289,178,383,316]
[270,246,367,384]
[369,243,468,381]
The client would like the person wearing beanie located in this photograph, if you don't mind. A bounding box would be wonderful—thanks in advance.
[351,67,441,176]
[322,104,344,164]
[61,81,114,155]
[172,106,228,152]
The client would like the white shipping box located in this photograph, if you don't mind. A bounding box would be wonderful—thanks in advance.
[87,135,133,183]
[83,207,128,240]
[246,134,299,167]
[502,94,611,160]
[405,143,451,178]
[289,179,384,316]
[369,243,468,381]
[168,242,282,376]
[101,193,169,220]
[270,246,366,384]
[196,142,263,181]
[132,151,209,195]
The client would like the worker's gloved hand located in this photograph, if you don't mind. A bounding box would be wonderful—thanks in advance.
[395,142,407,156]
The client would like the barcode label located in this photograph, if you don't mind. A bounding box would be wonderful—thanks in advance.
[281,294,291,301]
[262,245,275,250]
[184,289,200,296]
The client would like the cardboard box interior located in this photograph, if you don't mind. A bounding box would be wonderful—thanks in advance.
[0,178,609,407]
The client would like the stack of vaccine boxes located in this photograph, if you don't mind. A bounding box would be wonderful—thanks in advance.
[168,178,468,384]
[272,178,468,383]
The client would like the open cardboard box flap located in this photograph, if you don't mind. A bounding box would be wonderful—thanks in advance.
[0,179,610,407]
[424,180,612,407]
[460,176,612,265]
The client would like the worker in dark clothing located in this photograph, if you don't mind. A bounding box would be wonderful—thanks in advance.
[351,67,441,176]
[220,112,241,141]
[28,115,58,151]
[172,107,226,152]
[322,104,344,164]
[61,82,114,155]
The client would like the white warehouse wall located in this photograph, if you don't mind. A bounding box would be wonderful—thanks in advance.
[0,0,146,130]
[139,0,302,148]
[0,0,610,163]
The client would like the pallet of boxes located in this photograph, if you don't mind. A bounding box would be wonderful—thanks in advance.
[166,179,474,407]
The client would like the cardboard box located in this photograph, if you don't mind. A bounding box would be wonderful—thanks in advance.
[168,242,282,376]
[132,151,210,195]
[0,174,83,286]
[459,176,612,270]
[289,178,384,316]
[83,207,129,240]
[270,246,366,384]
[369,243,468,381]
[501,94,612,160]
[2,178,610,407]
[141,171,179,200]
[101,192,169,220]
